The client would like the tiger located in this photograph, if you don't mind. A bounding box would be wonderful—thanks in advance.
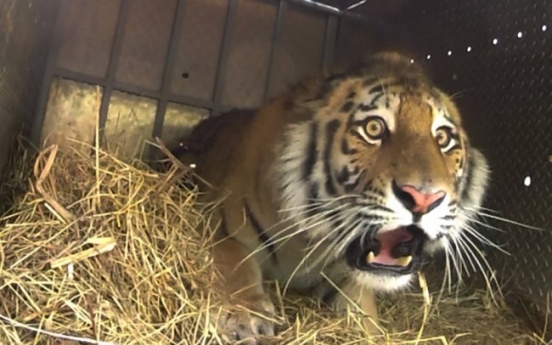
[166,52,490,344]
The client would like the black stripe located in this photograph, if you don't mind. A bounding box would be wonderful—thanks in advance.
[355,203,391,213]
[446,144,462,153]
[323,120,340,196]
[358,103,377,112]
[345,105,356,131]
[460,152,475,202]
[244,201,277,262]
[325,210,345,240]
[340,138,358,154]
[306,182,320,219]
[336,166,351,185]
[367,183,385,198]
[351,130,368,143]
[343,166,361,192]
[303,122,318,180]
[457,155,465,169]
[369,92,385,107]
[340,101,355,113]
[358,213,386,222]
[367,84,383,94]
[309,182,320,200]
[343,178,360,193]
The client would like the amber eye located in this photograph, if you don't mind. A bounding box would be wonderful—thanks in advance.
[365,117,387,140]
[435,126,453,149]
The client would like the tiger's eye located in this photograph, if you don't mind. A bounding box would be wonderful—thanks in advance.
[365,117,386,140]
[435,127,452,148]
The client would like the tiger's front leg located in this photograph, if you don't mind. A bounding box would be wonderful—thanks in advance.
[210,237,277,344]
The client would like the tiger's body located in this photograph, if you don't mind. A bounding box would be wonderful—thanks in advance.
[169,52,490,343]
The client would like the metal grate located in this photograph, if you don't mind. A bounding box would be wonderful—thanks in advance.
[401,0,552,322]
[31,0,404,159]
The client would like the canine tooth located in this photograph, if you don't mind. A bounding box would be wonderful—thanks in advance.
[366,251,375,263]
[396,255,412,267]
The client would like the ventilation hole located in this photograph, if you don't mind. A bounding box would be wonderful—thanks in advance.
[447,50,452,56]
[410,58,415,63]
[542,24,547,32]
[492,38,499,45]
[517,31,523,38]
[181,72,190,79]
[426,54,431,60]
[524,175,531,187]
[466,46,472,52]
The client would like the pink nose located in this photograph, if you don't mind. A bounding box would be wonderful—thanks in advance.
[392,180,446,215]
[400,185,446,214]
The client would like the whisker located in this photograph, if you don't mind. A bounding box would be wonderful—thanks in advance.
[266,207,352,258]
[461,224,510,255]
[283,212,363,292]
[277,194,359,213]
[260,200,395,264]
[457,233,502,303]
[334,220,392,255]
[243,205,350,264]
[453,235,478,274]
[283,228,337,293]
[266,202,393,257]
[475,205,504,214]
[463,206,543,231]
[274,202,351,236]
[462,216,507,234]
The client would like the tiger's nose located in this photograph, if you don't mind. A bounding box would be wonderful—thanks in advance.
[392,180,446,215]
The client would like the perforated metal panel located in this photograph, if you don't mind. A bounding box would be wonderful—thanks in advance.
[400,0,552,324]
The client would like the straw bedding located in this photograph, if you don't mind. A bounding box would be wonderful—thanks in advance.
[0,140,547,345]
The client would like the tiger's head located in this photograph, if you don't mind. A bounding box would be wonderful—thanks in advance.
[277,52,490,291]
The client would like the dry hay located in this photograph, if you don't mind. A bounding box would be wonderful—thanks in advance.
[0,140,547,345]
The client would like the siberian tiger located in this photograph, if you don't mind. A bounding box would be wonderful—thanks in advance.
[167,52,490,343]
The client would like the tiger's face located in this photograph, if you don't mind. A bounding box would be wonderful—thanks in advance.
[277,55,489,292]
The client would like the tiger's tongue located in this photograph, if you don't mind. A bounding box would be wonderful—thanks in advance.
[371,227,413,265]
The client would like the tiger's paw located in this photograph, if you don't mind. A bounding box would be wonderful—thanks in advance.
[213,295,278,345]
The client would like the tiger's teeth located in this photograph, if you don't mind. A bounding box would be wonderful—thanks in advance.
[366,251,375,263]
[396,255,413,267]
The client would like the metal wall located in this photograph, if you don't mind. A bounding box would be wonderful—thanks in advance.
[0,0,58,173]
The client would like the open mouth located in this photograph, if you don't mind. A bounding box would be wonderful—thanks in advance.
[345,225,427,275]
